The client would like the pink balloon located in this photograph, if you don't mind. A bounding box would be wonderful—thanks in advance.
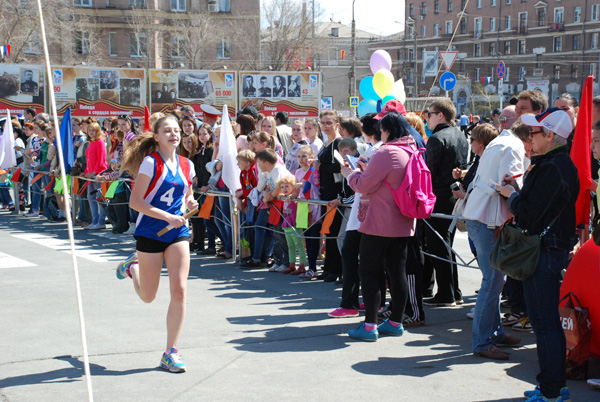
[370,50,392,74]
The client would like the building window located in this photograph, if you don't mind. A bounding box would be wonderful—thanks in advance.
[421,2,427,15]
[216,36,231,59]
[505,15,511,30]
[553,36,562,52]
[474,43,481,56]
[171,0,185,11]
[408,48,414,61]
[518,39,526,54]
[129,33,147,57]
[504,41,510,54]
[171,34,185,58]
[519,66,526,81]
[571,65,578,79]
[592,33,599,49]
[591,63,597,77]
[460,17,467,34]
[537,8,546,26]
[434,24,439,37]
[460,59,466,72]
[536,54,542,68]
[446,21,452,34]
[474,17,482,38]
[593,5,600,21]
[422,25,427,37]
[129,0,146,7]
[574,7,581,23]
[573,34,580,50]
[506,0,511,4]
[74,31,90,55]
[490,17,496,31]
[491,0,496,6]
[434,0,439,13]
[23,29,41,54]
[518,12,527,34]
[554,7,564,23]
[505,67,510,81]
[461,0,466,8]
[218,0,230,12]
[475,68,480,81]
[447,0,453,12]
[477,0,481,8]
[109,32,117,56]
[410,3,414,17]
[553,65,560,80]
[489,42,496,56]
[490,68,495,82]
[73,0,91,7]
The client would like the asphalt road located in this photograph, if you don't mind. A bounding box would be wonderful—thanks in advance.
[0,210,596,402]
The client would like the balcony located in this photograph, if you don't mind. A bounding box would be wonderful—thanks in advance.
[472,30,482,39]
[518,24,528,34]
[548,22,564,32]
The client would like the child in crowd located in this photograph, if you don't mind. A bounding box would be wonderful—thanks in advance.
[293,145,321,279]
[241,148,290,269]
[285,120,309,172]
[97,158,129,234]
[275,175,308,275]
[252,131,285,165]
[304,118,323,155]
[235,150,258,260]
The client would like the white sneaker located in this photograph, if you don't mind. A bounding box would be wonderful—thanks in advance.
[274,264,288,272]
[466,307,475,320]
[123,223,136,235]
[84,223,98,230]
[268,265,279,272]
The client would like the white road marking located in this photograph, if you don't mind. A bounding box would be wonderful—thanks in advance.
[0,251,37,269]
[12,233,126,262]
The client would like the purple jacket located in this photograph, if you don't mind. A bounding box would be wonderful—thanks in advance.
[348,136,416,238]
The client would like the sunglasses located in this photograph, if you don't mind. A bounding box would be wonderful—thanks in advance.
[427,111,440,117]
[528,128,545,136]
[498,116,514,123]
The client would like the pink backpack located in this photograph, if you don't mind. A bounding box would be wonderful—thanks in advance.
[383,145,436,219]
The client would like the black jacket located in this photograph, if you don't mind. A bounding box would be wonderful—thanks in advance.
[425,123,469,213]
[192,146,214,188]
[507,146,579,251]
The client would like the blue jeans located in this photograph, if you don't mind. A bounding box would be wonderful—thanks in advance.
[0,186,13,206]
[522,247,568,398]
[466,220,506,353]
[213,191,232,253]
[252,208,274,263]
[87,182,106,226]
[31,175,45,212]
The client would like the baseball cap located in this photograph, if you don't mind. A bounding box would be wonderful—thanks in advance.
[374,99,407,120]
[520,107,573,139]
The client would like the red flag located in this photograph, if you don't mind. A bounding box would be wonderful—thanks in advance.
[268,200,283,225]
[144,105,151,133]
[570,75,594,230]
[10,168,21,182]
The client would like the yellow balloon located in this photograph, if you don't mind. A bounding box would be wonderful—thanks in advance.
[372,70,395,98]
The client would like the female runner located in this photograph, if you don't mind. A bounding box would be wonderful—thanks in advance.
[116,115,198,373]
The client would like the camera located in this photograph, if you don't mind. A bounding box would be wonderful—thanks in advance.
[450,181,461,192]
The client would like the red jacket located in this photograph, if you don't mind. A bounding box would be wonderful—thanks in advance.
[239,164,258,208]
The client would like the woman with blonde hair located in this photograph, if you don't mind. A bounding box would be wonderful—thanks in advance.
[84,123,108,230]
[405,112,427,140]
[259,116,285,158]
[117,115,198,373]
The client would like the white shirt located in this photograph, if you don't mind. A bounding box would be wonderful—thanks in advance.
[462,130,525,227]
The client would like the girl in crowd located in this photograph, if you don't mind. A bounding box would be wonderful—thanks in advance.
[260,116,285,158]
[304,118,323,156]
[343,111,417,341]
[275,175,308,275]
[118,114,138,149]
[285,120,308,172]
[84,123,108,230]
[236,114,255,152]
[179,132,198,159]
[339,117,369,155]
[25,122,47,217]
[405,112,427,140]
[312,111,343,282]
[180,116,197,138]
[21,122,37,207]
[117,115,198,373]
[252,131,284,165]
[195,124,220,255]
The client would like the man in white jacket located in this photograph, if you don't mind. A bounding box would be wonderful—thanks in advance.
[463,105,526,361]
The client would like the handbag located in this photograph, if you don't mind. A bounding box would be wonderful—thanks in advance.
[489,212,562,281]
[559,292,592,380]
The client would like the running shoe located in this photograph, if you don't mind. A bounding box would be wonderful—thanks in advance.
[348,323,378,342]
[328,307,359,318]
[513,317,533,332]
[160,348,186,373]
[524,386,570,402]
[377,319,405,336]
[116,252,137,280]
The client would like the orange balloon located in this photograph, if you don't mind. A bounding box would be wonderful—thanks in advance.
[561,239,600,358]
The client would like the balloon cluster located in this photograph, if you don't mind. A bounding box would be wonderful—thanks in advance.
[358,50,406,117]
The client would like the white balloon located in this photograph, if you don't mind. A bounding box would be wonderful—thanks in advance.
[392,79,406,104]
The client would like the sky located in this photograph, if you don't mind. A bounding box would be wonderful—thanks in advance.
[315,0,405,37]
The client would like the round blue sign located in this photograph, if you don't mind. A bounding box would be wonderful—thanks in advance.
[440,71,456,91]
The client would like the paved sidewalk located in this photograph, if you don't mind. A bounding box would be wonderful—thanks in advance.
[0,212,596,401]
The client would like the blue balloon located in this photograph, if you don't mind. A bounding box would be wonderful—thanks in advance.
[359,76,381,101]
[357,99,378,117]
[382,95,396,106]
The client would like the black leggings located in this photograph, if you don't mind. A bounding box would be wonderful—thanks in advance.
[359,234,409,324]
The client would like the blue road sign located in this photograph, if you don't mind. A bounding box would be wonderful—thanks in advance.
[440,71,456,91]
[349,96,359,107]
[497,61,505,79]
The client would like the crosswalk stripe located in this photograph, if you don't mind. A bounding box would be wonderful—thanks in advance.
[0,251,37,268]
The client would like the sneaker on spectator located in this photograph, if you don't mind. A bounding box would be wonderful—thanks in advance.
[160,348,186,373]
[116,252,137,279]
[402,315,426,327]
[377,319,405,336]
[328,307,359,318]
[423,296,456,307]
[123,222,136,235]
[513,317,533,332]
[348,323,378,342]
[25,210,39,217]
[466,308,475,320]
[274,264,288,273]
[524,386,570,402]
[502,312,525,326]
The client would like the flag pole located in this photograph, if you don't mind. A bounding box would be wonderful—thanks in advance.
[34,1,94,400]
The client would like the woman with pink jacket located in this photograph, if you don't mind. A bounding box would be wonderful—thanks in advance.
[84,123,109,230]
[342,111,417,341]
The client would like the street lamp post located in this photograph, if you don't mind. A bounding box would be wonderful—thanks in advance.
[351,0,357,116]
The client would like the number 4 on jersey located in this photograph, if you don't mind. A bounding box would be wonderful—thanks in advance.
[160,187,175,206]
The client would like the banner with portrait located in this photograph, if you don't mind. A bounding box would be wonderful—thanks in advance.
[239,71,321,117]
[51,66,147,117]
[0,64,45,114]
[149,69,237,117]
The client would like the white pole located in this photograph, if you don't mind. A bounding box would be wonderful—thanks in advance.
[34,1,94,400]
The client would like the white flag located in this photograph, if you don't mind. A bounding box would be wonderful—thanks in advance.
[0,110,16,169]
[217,105,240,196]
